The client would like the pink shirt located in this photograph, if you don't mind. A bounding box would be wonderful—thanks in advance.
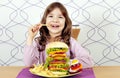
[24,37,94,68]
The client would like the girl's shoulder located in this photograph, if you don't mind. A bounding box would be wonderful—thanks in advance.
[70,37,82,47]
[70,37,77,43]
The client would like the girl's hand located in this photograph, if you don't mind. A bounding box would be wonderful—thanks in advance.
[26,23,42,45]
[26,23,48,45]
[28,23,42,39]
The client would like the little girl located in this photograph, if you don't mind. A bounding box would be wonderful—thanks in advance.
[24,2,94,68]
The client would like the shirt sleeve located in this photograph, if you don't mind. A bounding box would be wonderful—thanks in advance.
[70,37,94,68]
[23,40,39,67]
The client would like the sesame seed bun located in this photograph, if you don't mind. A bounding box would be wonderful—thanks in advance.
[46,42,69,55]
[46,42,68,49]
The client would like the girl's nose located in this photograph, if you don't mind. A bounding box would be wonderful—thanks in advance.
[53,17,58,22]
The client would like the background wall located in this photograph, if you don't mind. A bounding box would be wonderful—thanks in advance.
[0,0,120,66]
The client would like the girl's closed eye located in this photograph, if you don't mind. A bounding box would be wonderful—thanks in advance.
[48,15,53,18]
[58,15,64,18]
[59,16,63,18]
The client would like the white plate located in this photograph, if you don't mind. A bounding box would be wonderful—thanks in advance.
[29,68,81,78]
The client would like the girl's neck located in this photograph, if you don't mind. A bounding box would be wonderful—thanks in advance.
[49,37,55,42]
[49,35,62,42]
[50,32,60,38]
[49,32,61,42]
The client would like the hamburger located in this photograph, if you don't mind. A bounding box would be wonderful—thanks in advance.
[44,42,70,75]
[69,59,82,74]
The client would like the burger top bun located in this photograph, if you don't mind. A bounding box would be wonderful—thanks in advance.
[46,42,68,49]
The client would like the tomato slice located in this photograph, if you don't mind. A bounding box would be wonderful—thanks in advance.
[71,63,82,70]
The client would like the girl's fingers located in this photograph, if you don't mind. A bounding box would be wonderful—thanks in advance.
[31,23,48,32]
[32,24,40,32]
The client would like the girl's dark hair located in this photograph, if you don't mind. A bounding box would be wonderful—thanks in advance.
[35,2,72,51]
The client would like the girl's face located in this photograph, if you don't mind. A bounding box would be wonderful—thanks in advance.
[46,8,65,37]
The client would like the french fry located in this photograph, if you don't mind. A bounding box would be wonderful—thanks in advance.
[41,24,48,26]
[30,64,58,77]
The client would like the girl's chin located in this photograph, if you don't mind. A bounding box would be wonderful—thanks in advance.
[49,27,63,32]
[50,31,61,35]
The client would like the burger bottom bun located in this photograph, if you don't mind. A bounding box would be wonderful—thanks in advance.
[52,71,68,75]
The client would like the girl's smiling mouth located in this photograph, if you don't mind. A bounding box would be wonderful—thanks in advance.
[51,24,60,28]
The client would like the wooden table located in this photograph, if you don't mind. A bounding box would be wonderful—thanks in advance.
[0,66,120,78]
[0,66,24,78]
[93,66,120,78]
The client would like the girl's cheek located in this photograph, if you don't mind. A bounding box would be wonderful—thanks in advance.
[46,19,52,23]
